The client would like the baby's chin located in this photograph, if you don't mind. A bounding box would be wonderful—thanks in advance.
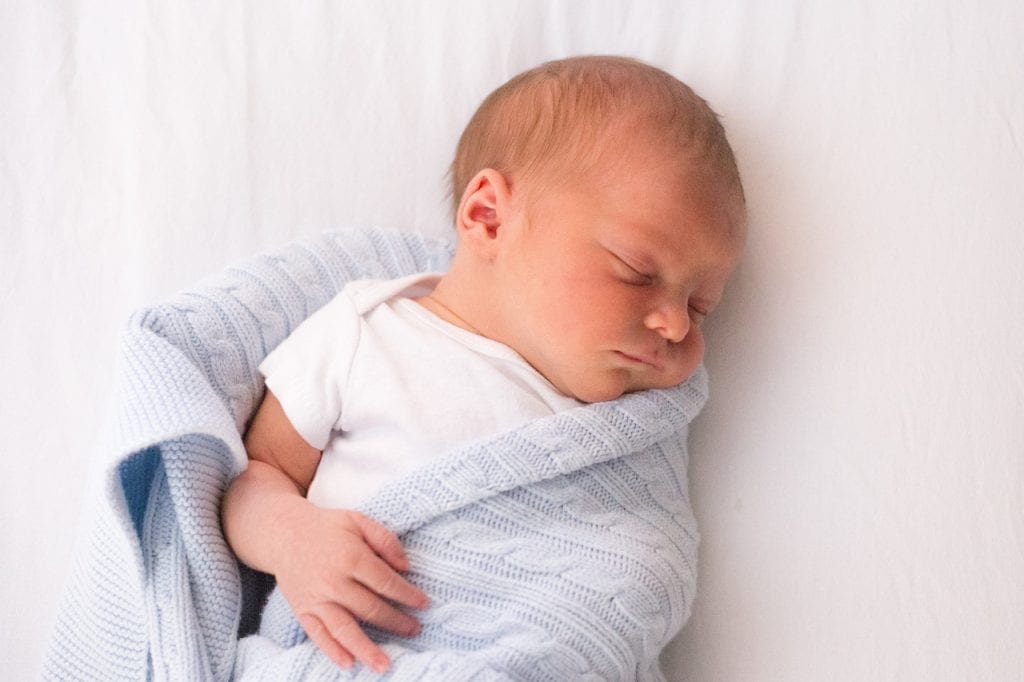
[560,372,664,404]
[550,375,623,404]
[569,371,693,403]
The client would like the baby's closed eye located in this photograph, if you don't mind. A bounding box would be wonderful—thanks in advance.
[688,305,708,327]
[610,253,655,286]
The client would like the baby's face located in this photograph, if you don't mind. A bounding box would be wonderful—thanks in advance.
[493,151,744,403]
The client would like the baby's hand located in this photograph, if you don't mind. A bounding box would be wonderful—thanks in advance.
[275,506,429,673]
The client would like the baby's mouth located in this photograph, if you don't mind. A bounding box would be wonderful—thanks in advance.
[615,350,662,370]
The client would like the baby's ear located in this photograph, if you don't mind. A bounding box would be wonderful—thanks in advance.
[456,169,511,256]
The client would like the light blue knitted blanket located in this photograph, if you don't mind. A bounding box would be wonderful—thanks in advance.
[43,227,708,681]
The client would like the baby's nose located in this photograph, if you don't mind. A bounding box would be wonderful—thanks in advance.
[644,303,690,343]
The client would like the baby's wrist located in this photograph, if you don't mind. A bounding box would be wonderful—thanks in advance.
[261,493,317,573]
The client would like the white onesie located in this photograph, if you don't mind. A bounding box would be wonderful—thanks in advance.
[259,272,581,509]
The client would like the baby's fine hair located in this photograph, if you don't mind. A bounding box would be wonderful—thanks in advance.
[449,55,744,214]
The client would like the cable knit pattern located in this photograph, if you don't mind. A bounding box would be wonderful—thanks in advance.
[43,227,707,681]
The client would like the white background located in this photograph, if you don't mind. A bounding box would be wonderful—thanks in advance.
[3,2,1022,680]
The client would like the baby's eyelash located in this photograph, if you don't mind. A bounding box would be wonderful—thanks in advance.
[688,305,709,326]
[625,272,655,286]
[612,255,655,285]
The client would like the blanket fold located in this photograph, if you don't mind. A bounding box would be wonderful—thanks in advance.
[43,227,707,682]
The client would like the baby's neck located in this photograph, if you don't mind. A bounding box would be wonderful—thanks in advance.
[414,291,483,336]
[414,262,506,342]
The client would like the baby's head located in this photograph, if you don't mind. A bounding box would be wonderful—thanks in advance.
[436,56,746,403]
[450,55,744,219]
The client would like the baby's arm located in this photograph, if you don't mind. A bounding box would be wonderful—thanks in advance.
[221,390,429,673]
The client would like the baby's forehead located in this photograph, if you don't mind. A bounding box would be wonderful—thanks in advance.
[583,150,746,249]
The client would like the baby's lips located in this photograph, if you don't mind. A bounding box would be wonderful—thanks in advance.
[616,349,662,370]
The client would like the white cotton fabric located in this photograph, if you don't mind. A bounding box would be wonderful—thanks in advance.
[261,273,581,510]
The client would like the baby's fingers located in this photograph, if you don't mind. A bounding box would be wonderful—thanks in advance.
[344,581,422,638]
[355,553,430,610]
[304,604,391,673]
[349,511,410,572]
[296,612,355,670]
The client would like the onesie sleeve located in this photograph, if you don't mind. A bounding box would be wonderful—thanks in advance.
[258,291,361,451]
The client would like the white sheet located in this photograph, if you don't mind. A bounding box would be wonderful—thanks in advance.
[3,2,1022,679]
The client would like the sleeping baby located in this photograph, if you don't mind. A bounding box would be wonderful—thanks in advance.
[221,55,746,673]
